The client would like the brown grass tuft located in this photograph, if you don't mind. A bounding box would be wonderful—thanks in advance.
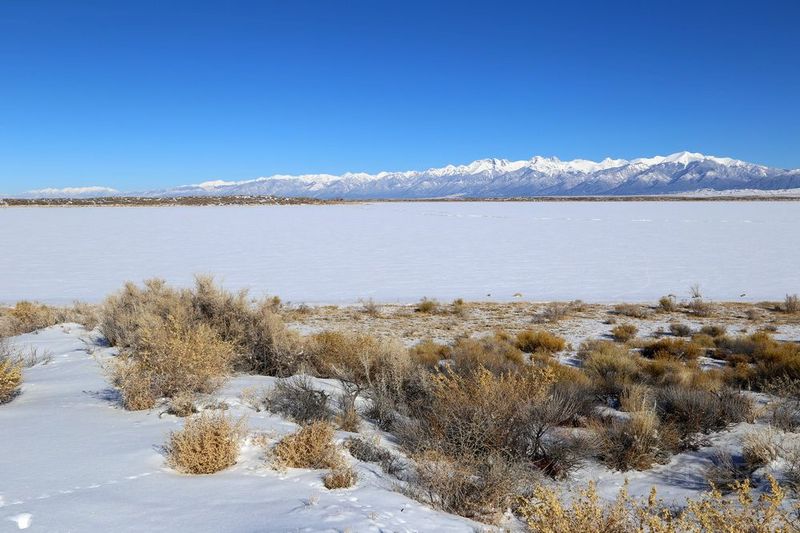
[166,412,244,474]
[272,421,343,469]
[322,466,358,489]
[610,324,638,343]
[515,330,566,353]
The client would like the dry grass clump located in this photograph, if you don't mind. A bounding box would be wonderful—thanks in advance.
[409,339,451,368]
[654,386,752,449]
[0,343,23,404]
[515,330,566,354]
[110,317,235,410]
[415,297,439,314]
[535,301,576,323]
[307,330,410,387]
[100,277,305,376]
[594,411,674,471]
[699,324,726,337]
[640,338,703,361]
[517,476,796,533]
[610,324,638,343]
[449,334,524,374]
[167,391,197,417]
[613,303,652,319]
[669,322,692,337]
[166,412,244,474]
[784,294,800,314]
[0,301,99,336]
[658,295,678,312]
[323,466,357,489]
[272,421,343,469]
[716,333,800,389]
[685,298,714,317]
[267,376,333,424]
[336,391,360,432]
[411,451,531,524]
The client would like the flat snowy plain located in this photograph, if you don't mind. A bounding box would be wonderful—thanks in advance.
[1,201,798,305]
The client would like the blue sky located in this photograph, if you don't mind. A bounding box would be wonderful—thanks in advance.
[1,0,798,194]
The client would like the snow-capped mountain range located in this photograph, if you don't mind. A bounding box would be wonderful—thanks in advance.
[18,152,800,199]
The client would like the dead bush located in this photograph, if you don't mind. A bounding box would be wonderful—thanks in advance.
[610,324,638,343]
[323,466,357,489]
[272,421,343,469]
[669,322,692,337]
[700,324,726,338]
[344,436,401,475]
[110,317,235,409]
[0,347,23,404]
[743,428,782,470]
[614,304,652,319]
[704,449,750,492]
[658,295,678,312]
[449,335,524,375]
[409,339,451,368]
[686,299,714,317]
[581,343,639,398]
[654,386,752,449]
[336,391,360,432]
[166,412,244,474]
[167,391,197,417]
[515,330,566,353]
[784,294,800,314]
[415,297,439,314]
[267,376,333,424]
[640,338,703,361]
[410,451,532,524]
[307,331,409,386]
[594,411,674,471]
[518,476,796,532]
[239,300,306,376]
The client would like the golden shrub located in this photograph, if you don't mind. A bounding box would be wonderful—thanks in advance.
[166,412,244,474]
[272,421,343,469]
[322,466,358,489]
[111,316,234,409]
[515,330,567,353]
[611,324,638,343]
[0,357,23,404]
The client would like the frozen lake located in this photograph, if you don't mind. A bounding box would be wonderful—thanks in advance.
[1,202,798,304]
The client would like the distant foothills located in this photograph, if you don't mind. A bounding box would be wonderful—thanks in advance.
[9,152,800,200]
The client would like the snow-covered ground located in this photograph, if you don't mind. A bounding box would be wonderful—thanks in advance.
[1,202,798,305]
[0,325,482,532]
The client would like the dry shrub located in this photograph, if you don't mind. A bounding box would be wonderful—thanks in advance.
[410,451,531,524]
[450,335,524,375]
[360,298,380,317]
[658,295,678,312]
[700,324,726,337]
[619,384,653,413]
[110,317,235,410]
[611,324,638,343]
[5,301,56,334]
[267,376,333,424]
[594,411,673,471]
[669,322,692,337]
[743,428,782,470]
[166,412,244,474]
[614,303,652,319]
[515,330,566,353]
[450,298,467,317]
[399,366,553,458]
[409,339,450,368]
[100,277,304,376]
[536,302,573,323]
[654,386,751,449]
[0,347,23,404]
[686,298,714,317]
[640,338,703,361]
[307,331,409,386]
[717,333,800,389]
[273,421,343,469]
[415,297,439,314]
[323,466,357,489]
[167,391,197,417]
[704,449,750,492]
[517,476,796,533]
[784,294,800,314]
[344,436,401,474]
[581,343,639,398]
[336,391,360,432]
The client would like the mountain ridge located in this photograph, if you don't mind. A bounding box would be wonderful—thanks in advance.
[17,152,800,199]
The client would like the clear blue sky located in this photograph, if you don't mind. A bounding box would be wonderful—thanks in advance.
[1,0,798,194]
